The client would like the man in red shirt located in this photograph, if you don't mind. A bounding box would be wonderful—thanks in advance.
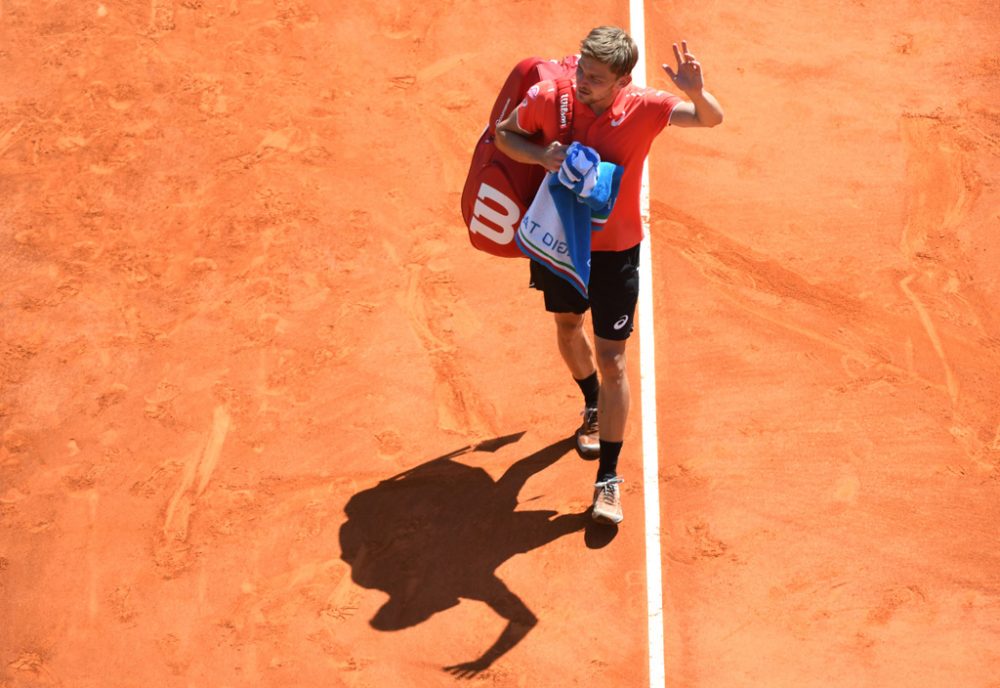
[495,27,723,524]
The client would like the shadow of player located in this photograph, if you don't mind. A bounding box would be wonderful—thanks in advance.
[339,433,607,678]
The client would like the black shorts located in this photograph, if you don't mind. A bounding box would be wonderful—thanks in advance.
[528,244,641,341]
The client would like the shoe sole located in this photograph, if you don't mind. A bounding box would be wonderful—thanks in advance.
[591,509,623,525]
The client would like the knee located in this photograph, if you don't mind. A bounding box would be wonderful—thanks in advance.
[596,346,627,379]
[553,313,585,339]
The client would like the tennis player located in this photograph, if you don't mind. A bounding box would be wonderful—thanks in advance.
[495,26,723,523]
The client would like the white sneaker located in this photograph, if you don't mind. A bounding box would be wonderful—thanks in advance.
[591,477,624,524]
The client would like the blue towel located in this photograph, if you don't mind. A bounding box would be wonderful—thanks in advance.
[557,143,601,198]
[515,144,623,297]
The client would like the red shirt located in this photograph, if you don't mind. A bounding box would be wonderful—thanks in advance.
[516,80,681,251]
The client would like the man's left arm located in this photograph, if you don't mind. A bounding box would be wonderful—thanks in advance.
[662,41,724,128]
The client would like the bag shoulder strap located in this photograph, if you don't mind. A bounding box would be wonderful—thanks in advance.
[553,77,575,144]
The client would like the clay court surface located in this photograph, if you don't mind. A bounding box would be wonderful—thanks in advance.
[2,1,999,686]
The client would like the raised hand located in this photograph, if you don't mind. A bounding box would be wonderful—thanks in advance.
[662,40,705,95]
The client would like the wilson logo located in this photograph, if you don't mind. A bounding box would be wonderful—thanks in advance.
[559,92,570,130]
[469,182,520,245]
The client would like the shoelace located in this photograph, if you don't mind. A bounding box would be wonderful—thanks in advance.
[581,407,598,431]
[595,477,624,504]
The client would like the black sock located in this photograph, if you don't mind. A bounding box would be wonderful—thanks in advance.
[574,372,600,408]
[597,440,622,483]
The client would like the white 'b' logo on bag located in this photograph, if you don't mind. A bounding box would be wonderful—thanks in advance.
[470,183,519,245]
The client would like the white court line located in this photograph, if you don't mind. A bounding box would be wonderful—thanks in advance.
[628,1,667,687]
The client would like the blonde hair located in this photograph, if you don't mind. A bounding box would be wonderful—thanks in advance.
[580,26,638,77]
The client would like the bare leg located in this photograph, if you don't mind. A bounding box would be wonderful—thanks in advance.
[553,312,596,381]
[594,335,629,442]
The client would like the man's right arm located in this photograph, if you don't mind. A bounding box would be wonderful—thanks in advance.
[495,111,568,173]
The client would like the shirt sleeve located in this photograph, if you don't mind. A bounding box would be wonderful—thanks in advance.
[514,80,558,134]
[650,89,683,131]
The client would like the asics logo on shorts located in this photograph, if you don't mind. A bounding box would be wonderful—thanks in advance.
[613,315,629,331]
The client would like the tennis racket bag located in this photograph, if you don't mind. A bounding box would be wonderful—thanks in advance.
[461,56,577,257]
